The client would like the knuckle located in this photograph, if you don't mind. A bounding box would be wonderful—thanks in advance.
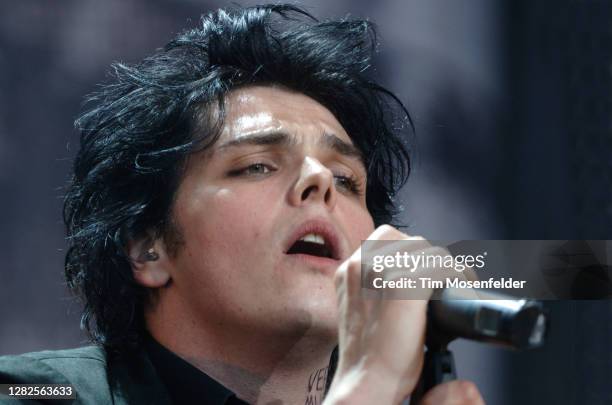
[376,224,396,234]
[456,380,480,402]
[404,236,432,251]
[373,224,406,240]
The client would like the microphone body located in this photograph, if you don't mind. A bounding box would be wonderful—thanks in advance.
[427,288,548,349]
[411,289,548,404]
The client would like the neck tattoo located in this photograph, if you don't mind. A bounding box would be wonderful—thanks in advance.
[305,366,329,405]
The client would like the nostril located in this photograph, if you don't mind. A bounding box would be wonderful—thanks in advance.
[301,185,317,201]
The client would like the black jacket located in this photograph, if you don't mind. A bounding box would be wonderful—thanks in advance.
[0,345,172,404]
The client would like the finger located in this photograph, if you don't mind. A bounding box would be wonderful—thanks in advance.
[417,380,485,405]
[374,245,470,300]
[369,297,427,390]
[365,224,430,251]
[334,247,380,367]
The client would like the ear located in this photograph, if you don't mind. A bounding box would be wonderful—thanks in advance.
[128,238,172,288]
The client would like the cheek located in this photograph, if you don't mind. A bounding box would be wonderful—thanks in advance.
[174,184,272,259]
[342,201,375,247]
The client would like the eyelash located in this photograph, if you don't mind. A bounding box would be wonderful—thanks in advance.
[228,163,274,177]
[334,174,364,196]
[228,163,364,196]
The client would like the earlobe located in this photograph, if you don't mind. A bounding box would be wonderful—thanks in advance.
[128,239,172,288]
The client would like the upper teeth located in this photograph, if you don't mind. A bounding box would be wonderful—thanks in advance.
[299,233,325,245]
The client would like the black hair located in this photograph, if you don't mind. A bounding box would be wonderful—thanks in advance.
[64,4,413,350]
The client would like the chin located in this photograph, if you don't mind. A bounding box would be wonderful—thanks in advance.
[283,302,339,341]
[264,280,339,338]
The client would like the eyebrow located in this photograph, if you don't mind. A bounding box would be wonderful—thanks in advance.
[217,131,364,162]
[217,131,293,149]
[320,132,364,161]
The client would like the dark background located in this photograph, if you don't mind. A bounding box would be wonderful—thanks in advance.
[0,1,610,404]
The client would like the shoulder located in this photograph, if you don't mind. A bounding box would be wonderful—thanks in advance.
[0,346,112,403]
[0,346,106,382]
[0,345,172,405]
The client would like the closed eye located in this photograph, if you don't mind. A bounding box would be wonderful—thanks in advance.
[333,174,364,196]
[228,163,276,177]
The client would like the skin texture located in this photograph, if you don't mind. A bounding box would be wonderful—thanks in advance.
[130,85,484,404]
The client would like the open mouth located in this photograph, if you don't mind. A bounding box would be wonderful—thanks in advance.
[286,233,337,260]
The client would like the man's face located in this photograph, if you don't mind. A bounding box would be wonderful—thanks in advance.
[165,85,374,340]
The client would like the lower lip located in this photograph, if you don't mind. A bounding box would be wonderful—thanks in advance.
[285,253,341,273]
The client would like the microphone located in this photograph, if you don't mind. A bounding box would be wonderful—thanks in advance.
[411,289,548,404]
[427,288,548,349]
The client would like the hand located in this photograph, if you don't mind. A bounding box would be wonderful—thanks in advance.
[324,225,484,405]
[417,380,485,405]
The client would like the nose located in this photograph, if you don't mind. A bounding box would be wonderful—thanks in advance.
[289,156,337,210]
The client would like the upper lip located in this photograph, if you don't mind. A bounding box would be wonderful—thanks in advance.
[284,218,345,260]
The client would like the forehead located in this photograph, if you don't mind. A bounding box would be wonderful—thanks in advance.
[218,86,353,145]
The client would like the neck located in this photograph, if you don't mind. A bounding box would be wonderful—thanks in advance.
[146,300,336,404]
